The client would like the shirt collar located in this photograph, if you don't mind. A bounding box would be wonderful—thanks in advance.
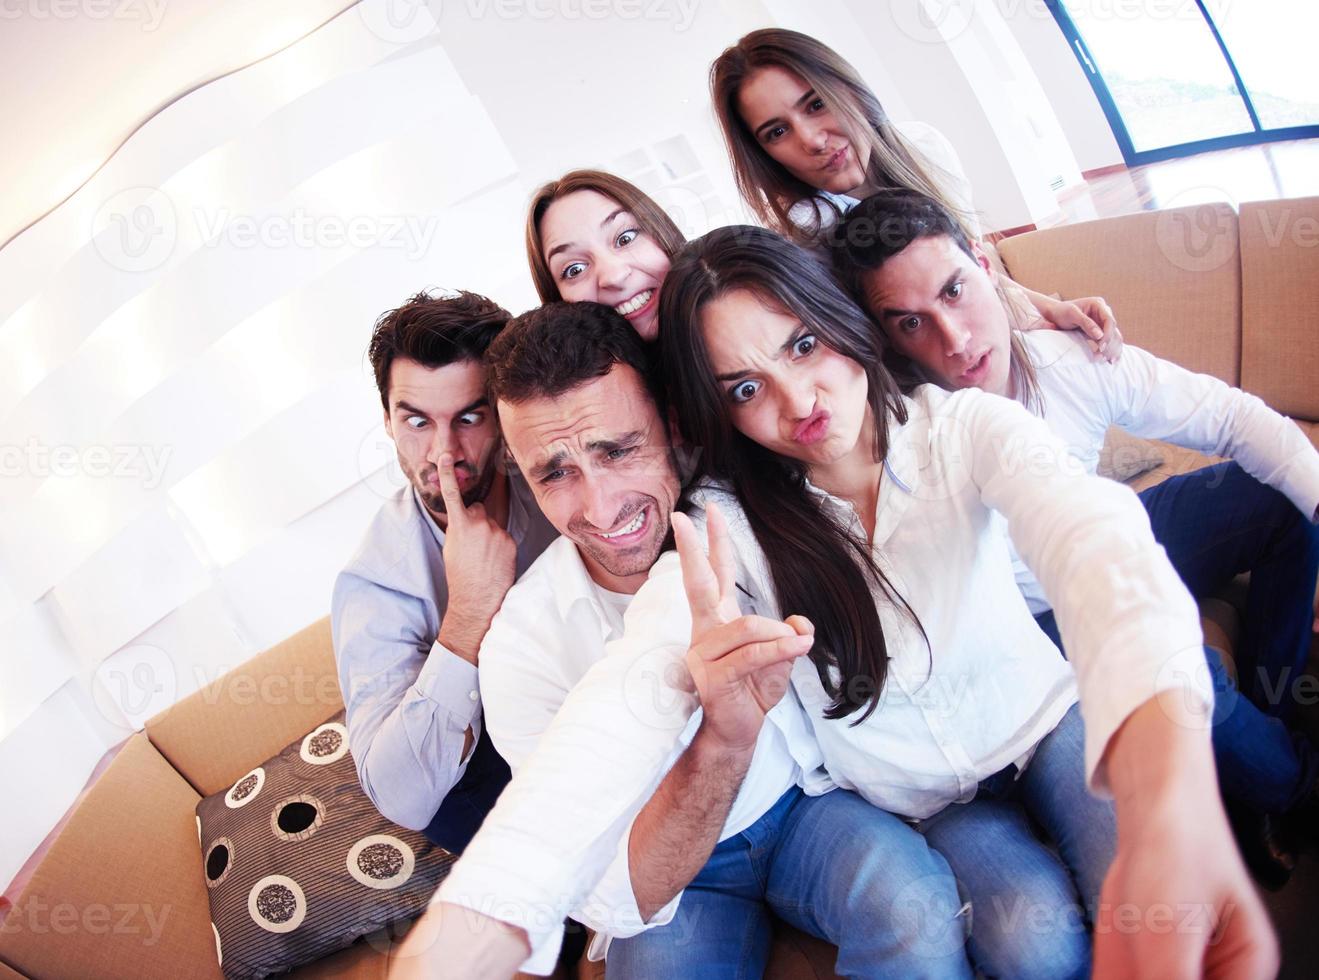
[549,538,622,642]
[801,395,921,550]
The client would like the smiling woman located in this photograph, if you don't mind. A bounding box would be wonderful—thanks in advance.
[524,170,686,341]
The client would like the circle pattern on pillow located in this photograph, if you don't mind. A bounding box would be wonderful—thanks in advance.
[346,835,415,890]
[205,836,234,888]
[197,711,458,978]
[300,722,349,765]
[248,874,308,933]
[271,794,325,843]
[224,766,265,809]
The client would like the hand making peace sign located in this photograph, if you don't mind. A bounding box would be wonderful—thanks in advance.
[672,501,816,755]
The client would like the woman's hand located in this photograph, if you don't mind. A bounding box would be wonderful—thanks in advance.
[1036,293,1124,364]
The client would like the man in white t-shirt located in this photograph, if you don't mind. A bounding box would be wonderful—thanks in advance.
[832,188,1319,887]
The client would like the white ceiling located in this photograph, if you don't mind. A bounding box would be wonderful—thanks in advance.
[0,0,355,249]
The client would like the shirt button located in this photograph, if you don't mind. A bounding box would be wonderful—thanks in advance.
[468,690,479,702]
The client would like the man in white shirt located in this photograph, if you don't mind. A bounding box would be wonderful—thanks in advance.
[394,301,973,978]
[831,189,1319,885]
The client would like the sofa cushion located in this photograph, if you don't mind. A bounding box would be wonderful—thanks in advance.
[197,712,454,980]
[0,734,221,980]
[147,618,343,797]
[997,204,1241,386]
[1240,196,1319,422]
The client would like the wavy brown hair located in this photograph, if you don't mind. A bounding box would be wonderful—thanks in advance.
[710,28,973,244]
[659,224,926,723]
[525,170,687,303]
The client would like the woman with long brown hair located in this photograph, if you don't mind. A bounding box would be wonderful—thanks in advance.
[709,28,1122,357]
[524,169,684,341]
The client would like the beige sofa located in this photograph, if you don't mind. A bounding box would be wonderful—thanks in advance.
[2,197,1317,979]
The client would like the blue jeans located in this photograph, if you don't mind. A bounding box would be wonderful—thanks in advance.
[1035,462,1319,814]
[606,786,974,980]
[917,703,1114,980]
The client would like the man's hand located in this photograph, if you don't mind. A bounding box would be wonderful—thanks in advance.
[673,504,814,753]
[1093,691,1278,979]
[435,453,517,665]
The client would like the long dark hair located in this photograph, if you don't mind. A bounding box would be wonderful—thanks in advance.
[659,224,924,722]
[709,29,973,244]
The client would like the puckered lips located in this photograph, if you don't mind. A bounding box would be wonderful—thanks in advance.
[792,409,832,445]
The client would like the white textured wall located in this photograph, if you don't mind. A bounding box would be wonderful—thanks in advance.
[2,0,1095,890]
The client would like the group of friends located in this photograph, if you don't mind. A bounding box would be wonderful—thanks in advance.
[329,28,1319,980]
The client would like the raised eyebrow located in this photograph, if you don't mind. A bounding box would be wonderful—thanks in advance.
[878,271,964,320]
[586,430,643,452]
[453,397,489,418]
[543,208,631,264]
[714,330,807,382]
[752,87,817,140]
[393,400,429,418]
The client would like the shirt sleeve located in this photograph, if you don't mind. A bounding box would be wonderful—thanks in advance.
[435,554,698,974]
[945,388,1215,794]
[330,570,482,831]
[1101,345,1319,521]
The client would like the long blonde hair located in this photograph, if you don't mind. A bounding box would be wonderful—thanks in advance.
[524,170,686,303]
[710,29,974,244]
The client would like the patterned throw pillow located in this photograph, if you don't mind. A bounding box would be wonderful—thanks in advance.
[196,712,455,978]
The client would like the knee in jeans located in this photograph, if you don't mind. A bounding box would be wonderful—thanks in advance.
[973,899,1090,980]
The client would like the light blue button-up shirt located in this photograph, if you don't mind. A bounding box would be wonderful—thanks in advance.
[330,474,558,830]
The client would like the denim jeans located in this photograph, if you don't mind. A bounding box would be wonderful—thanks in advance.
[917,703,1114,980]
[606,786,974,980]
[1035,461,1319,814]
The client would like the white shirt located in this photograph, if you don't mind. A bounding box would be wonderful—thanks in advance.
[787,120,981,239]
[1012,331,1319,613]
[438,535,831,973]
[682,385,1212,820]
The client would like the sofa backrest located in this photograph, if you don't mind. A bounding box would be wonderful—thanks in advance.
[145,617,342,797]
[1240,196,1319,422]
[997,202,1242,387]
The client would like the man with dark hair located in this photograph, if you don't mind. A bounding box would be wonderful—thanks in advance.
[389,302,969,980]
[331,290,558,853]
[831,189,1319,886]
